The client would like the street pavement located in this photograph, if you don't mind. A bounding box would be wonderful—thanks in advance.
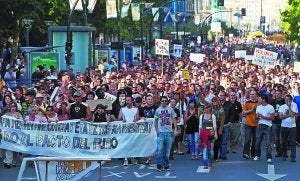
[0,145,299,181]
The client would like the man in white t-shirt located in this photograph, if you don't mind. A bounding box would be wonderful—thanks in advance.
[279,94,298,162]
[118,95,140,166]
[253,94,275,163]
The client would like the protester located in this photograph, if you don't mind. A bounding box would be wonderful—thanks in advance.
[242,90,259,159]
[253,94,275,163]
[155,96,177,171]
[185,100,200,160]
[279,94,298,162]
[199,103,218,169]
[3,102,23,168]
[92,103,109,123]
[69,91,92,121]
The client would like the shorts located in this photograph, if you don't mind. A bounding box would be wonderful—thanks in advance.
[175,125,184,142]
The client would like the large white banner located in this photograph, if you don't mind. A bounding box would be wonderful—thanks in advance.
[155,39,169,56]
[253,48,278,68]
[0,116,156,158]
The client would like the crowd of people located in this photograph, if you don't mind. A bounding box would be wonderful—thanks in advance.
[0,36,299,171]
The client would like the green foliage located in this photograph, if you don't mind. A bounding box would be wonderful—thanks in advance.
[281,0,300,42]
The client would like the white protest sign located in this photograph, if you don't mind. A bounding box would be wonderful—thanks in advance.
[0,116,157,158]
[211,22,221,32]
[189,53,205,64]
[235,50,247,58]
[253,48,278,68]
[155,39,169,55]
[173,44,182,57]
[245,55,254,61]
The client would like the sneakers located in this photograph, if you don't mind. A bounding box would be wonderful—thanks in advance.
[123,159,129,166]
[267,159,272,163]
[243,154,250,159]
[164,166,170,171]
[157,166,163,172]
[291,158,296,162]
[253,156,259,161]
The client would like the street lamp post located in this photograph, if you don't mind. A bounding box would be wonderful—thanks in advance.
[22,19,34,47]
[66,0,97,68]
[44,21,54,46]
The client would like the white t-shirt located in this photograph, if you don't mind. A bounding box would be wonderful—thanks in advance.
[278,102,298,128]
[121,106,138,122]
[256,104,275,127]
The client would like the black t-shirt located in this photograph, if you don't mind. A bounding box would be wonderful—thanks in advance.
[230,101,242,123]
[222,101,233,124]
[70,103,88,119]
[93,112,107,123]
[141,105,158,118]
[271,98,285,124]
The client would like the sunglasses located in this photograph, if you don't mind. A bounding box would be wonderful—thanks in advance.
[161,100,168,103]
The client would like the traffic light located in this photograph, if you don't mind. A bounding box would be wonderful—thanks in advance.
[241,8,246,16]
[65,41,72,65]
[217,0,224,6]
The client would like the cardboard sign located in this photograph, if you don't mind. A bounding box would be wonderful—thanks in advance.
[155,39,169,55]
[86,99,113,111]
[294,62,300,72]
[252,48,278,68]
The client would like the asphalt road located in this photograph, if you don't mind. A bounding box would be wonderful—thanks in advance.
[0,145,299,181]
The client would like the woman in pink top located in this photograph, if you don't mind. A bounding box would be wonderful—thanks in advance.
[25,106,47,123]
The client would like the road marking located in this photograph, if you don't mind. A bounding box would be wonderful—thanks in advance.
[102,165,120,169]
[196,166,211,173]
[155,172,177,179]
[139,164,146,169]
[256,164,286,181]
[103,171,126,178]
[133,172,152,178]
[220,161,253,164]
[148,164,157,170]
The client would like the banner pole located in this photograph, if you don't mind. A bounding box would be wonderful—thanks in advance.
[161,54,164,76]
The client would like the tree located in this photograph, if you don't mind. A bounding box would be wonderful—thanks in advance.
[281,0,300,42]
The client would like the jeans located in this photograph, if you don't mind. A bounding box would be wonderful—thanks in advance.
[272,123,281,154]
[220,125,230,157]
[296,116,300,143]
[156,132,174,168]
[188,132,199,156]
[229,123,241,152]
[281,127,297,159]
[203,141,214,167]
[3,150,17,165]
[243,125,257,157]
[255,124,272,159]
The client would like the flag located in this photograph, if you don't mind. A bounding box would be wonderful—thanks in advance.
[131,3,140,21]
[144,3,154,9]
[152,7,160,22]
[106,0,117,19]
[164,8,174,24]
[194,14,201,25]
[142,9,148,18]
[121,0,131,18]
